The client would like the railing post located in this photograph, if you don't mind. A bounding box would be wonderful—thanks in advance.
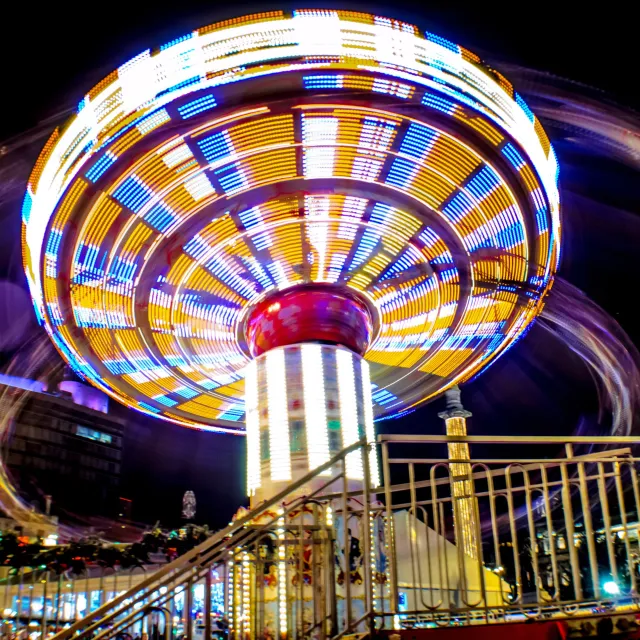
[561,444,582,601]
[327,530,338,638]
[205,570,212,640]
[41,572,48,636]
[185,578,193,640]
[362,441,374,636]
[598,460,619,587]
[341,457,352,633]
[381,441,398,614]
[575,451,600,599]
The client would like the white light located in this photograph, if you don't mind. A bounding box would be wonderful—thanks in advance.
[360,358,380,486]
[244,359,261,494]
[336,348,362,479]
[603,581,620,596]
[43,534,58,546]
[184,173,215,201]
[163,143,194,168]
[301,343,330,472]
[266,348,291,481]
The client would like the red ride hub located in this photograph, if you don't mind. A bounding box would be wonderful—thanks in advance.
[244,285,375,357]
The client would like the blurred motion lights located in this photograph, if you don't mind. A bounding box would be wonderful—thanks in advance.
[22,10,560,442]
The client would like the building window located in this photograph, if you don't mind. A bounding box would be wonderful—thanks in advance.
[76,425,113,444]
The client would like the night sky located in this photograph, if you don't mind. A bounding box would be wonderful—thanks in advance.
[0,1,638,530]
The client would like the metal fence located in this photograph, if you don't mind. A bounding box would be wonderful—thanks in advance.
[378,434,640,626]
[2,434,639,639]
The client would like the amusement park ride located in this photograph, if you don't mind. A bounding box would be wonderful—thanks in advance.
[13,8,639,640]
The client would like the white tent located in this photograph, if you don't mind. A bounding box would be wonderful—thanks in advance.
[393,510,507,610]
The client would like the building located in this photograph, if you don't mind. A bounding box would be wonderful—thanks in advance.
[0,372,126,521]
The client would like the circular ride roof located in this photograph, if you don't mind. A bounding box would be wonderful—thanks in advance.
[22,10,560,433]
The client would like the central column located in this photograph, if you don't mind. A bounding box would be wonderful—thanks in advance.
[243,285,379,505]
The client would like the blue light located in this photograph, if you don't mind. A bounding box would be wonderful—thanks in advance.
[104,359,136,375]
[112,176,153,213]
[399,123,438,160]
[350,228,381,269]
[154,395,179,407]
[418,227,440,249]
[425,32,460,54]
[215,165,249,194]
[22,190,33,224]
[160,33,193,50]
[166,354,188,367]
[603,581,620,596]
[422,92,456,115]
[178,94,217,119]
[175,386,199,399]
[439,268,458,283]
[501,143,525,169]
[158,75,200,98]
[515,92,535,123]
[241,256,273,289]
[465,166,501,200]
[138,401,161,414]
[109,255,137,284]
[73,243,106,285]
[386,157,418,189]
[183,234,210,261]
[198,131,233,163]
[219,405,244,421]
[86,151,118,183]
[380,252,415,280]
[371,383,401,408]
[495,222,525,249]
[145,201,177,232]
[303,74,343,89]
[442,191,475,224]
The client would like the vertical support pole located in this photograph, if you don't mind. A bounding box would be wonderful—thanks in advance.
[576,450,600,599]
[311,505,322,638]
[362,440,374,636]
[327,526,338,638]
[54,574,61,631]
[598,461,618,584]
[341,457,352,632]
[41,573,48,637]
[205,570,212,640]
[2,566,9,615]
[381,441,398,613]
[185,578,193,640]
[16,568,24,631]
[561,445,582,600]
[28,569,35,625]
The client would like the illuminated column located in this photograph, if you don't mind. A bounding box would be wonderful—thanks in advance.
[245,343,378,504]
[243,285,379,505]
[438,386,479,560]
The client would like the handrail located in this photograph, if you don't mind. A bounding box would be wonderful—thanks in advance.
[378,434,640,444]
[53,439,368,640]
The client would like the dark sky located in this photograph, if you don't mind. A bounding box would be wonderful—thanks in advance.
[0,1,638,529]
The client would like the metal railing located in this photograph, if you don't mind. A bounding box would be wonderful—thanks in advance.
[378,434,640,627]
[45,440,371,640]
[3,434,640,639]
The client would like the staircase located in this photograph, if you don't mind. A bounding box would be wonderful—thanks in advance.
[46,434,640,640]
